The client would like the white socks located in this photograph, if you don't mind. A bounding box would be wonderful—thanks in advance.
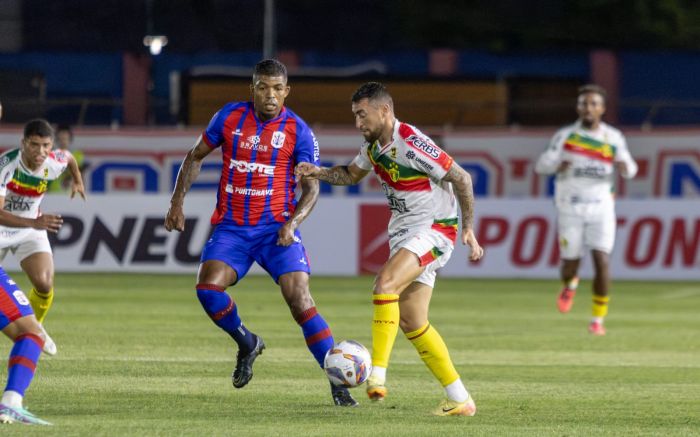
[445,378,469,403]
[1,390,22,408]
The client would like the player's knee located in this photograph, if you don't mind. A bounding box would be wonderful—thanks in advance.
[283,284,314,314]
[373,273,399,294]
[33,274,53,292]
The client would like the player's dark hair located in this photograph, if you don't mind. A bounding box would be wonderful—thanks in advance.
[351,82,394,109]
[23,119,54,139]
[578,84,607,101]
[56,123,74,140]
[253,59,287,81]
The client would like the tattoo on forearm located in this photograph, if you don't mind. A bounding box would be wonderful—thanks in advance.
[171,152,202,204]
[319,166,355,185]
[445,165,475,230]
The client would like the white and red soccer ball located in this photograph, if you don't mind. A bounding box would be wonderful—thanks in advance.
[323,340,372,387]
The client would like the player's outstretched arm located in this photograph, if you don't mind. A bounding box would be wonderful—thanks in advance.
[0,196,63,232]
[295,162,369,185]
[443,163,484,262]
[277,177,319,246]
[165,137,213,232]
[67,154,87,200]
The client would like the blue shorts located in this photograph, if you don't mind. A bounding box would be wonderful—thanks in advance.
[0,267,34,330]
[201,223,311,283]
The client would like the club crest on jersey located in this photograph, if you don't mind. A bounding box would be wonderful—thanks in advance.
[388,162,400,182]
[271,131,286,149]
[390,147,397,158]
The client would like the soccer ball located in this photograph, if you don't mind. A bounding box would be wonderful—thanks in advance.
[323,340,372,387]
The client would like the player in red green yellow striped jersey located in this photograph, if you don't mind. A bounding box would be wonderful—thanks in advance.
[295,82,484,417]
[0,119,86,357]
[535,84,638,336]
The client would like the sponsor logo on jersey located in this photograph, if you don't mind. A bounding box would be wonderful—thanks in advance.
[574,164,607,179]
[232,129,243,136]
[406,134,441,159]
[404,150,434,172]
[232,186,274,196]
[239,134,263,150]
[240,142,268,152]
[271,131,286,149]
[387,194,409,213]
[388,228,409,239]
[3,196,34,212]
[312,133,320,162]
[228,159,275,176]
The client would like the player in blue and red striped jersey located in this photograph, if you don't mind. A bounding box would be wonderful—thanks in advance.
[165,59,356,406]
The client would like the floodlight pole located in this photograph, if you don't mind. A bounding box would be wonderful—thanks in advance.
[263,0,276,59]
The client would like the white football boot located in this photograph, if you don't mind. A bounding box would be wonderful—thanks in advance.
[38,324,57,356]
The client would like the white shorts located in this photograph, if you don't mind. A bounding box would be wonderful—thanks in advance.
[390,229,454,288]
[0,228,52,262]
[557,209,616,259]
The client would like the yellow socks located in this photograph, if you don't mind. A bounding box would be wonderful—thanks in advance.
[592,295,610,318]
[371,293,400,368]
[29,288,54,323]
[406,322,459,387]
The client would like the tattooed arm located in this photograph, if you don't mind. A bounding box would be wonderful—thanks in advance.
[165,136,214,232]
[295,162,370,185]
[443,163,484,261]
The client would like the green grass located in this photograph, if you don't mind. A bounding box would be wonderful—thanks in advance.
[1,274,699,436]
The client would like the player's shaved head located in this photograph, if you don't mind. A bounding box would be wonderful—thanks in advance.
[352,82,394,110]
[23,119,54,139]
[253,59,288,82]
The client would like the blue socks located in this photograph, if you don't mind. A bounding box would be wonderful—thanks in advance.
[5,333,43,396]
[196,283,256,353]
[295,307,334,367]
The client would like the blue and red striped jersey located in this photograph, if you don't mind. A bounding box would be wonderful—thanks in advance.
[202,102,320,227]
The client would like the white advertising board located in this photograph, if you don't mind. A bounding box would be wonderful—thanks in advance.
[2,195,695,280]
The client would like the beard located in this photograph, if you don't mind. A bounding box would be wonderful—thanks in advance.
[361,129,379,143]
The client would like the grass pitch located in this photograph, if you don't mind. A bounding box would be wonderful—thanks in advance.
[1,273,698,436]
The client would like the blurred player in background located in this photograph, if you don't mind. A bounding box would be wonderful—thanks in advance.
[47,125,86,193]
[535,84,638,335]
[0,119,86,356]
[0,115,63,426]
[164,59,357,406]
[296,82,484,416]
